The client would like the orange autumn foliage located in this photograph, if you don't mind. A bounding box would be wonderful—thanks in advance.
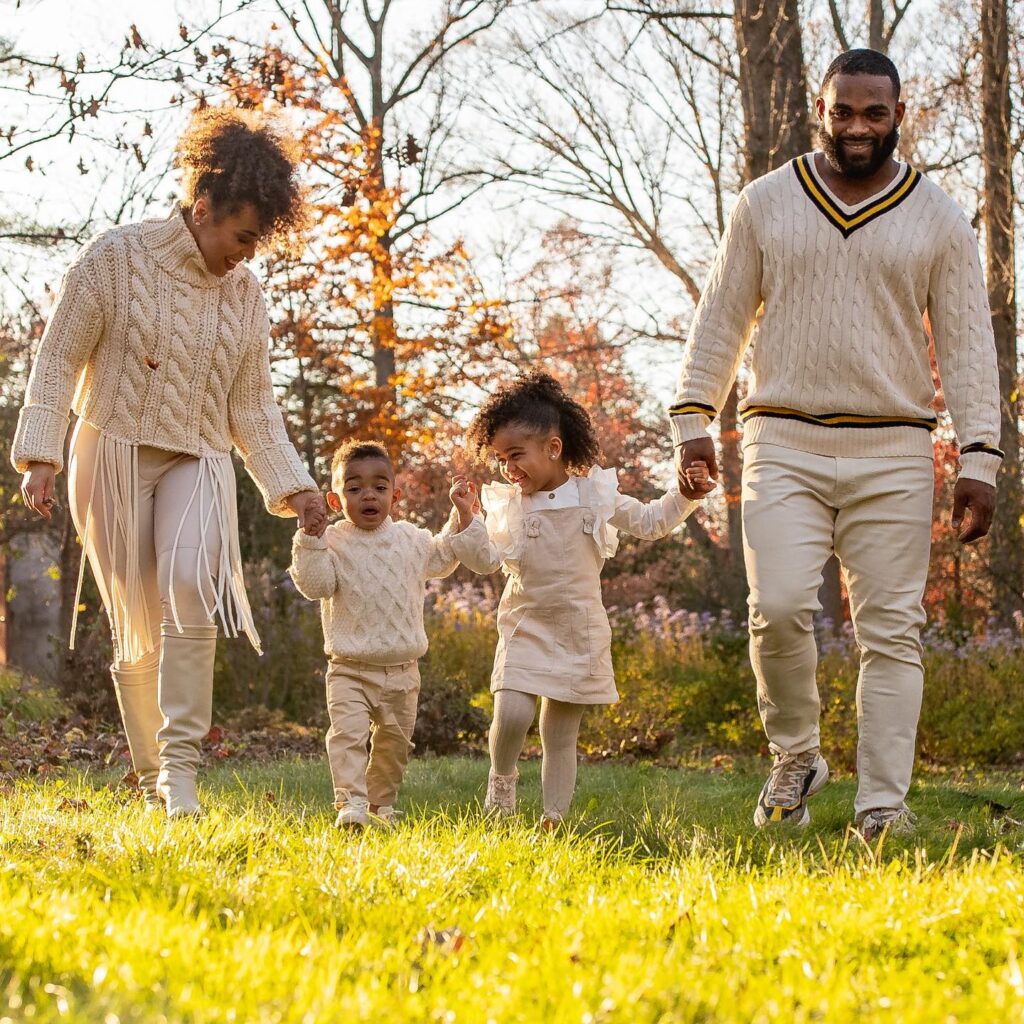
[218,46,516,472]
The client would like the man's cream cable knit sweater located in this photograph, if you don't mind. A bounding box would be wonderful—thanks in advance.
[290,515,489,665]
[669,154,1003,487]
[11,208,314,514]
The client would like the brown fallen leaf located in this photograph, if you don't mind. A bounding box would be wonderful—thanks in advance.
[417,925,467,957]
[57,797,90,812]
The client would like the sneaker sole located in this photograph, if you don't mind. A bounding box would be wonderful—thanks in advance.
[753,757,830,828]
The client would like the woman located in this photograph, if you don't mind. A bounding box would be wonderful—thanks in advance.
[14,108,327,816]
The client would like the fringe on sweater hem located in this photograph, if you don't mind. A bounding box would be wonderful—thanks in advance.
[70,432,261,662]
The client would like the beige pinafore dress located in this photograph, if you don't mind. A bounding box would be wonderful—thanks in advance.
[468,467,696,706]
[493,502,617,705]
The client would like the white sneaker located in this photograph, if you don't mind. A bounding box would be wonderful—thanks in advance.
[335,803,371,829]
[483,769,518,816]
[859,807,917,842]
[753,749,829,827]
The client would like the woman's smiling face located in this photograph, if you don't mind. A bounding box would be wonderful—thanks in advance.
[187,195,262,277]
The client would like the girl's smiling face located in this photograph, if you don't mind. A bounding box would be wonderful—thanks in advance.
[490,423,569,496]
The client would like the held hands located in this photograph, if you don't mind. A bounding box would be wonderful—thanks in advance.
[288,489,329,537]
[21,462,58,519]
[450,475,480,530]
[952,477,995,544]
[675,438,719,500]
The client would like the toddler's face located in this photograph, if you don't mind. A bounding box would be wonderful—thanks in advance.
[490,423,564,496]
[329,457,399,530]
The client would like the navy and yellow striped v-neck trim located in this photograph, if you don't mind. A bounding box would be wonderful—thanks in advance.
[793,154,921,239]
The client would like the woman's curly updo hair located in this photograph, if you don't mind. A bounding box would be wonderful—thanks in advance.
[466,371,601,474]
[175,107,309,252]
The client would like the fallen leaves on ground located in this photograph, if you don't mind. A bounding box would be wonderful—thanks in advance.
[0,708,324,788]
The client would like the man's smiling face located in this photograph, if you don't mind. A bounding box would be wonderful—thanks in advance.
[816,73,905,179]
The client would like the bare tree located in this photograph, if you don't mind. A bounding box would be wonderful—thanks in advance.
[264,0,514,396]
[826,0,915,53]
[477,7,749,603]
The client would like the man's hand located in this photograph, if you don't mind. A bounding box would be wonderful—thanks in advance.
[288,489,328,537]
[21,462,57,519]
[450,475,480,531]
[675,437,719,500]
[952,477,996,544]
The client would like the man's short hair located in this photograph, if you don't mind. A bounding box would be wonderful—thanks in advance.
[331,439,394,477]
[821,48,901,100]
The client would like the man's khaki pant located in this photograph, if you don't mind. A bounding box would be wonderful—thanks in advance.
[741,443,934,818]
[325,658,420,809]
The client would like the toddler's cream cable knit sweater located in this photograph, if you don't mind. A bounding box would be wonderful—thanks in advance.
[290,515,489,665]
[669,154,1003,486]
[11,208,314,514]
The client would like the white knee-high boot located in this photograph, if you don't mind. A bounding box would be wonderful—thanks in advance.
[156,623,217,817]
[111,656,164,809]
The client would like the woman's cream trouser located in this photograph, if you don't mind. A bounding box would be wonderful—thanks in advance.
[742,443,934,818]
[68,421,224,802]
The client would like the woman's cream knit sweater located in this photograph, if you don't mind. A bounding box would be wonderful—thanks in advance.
[11,208,314,515]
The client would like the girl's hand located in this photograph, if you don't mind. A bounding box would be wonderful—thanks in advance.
[21,462,58,519]
[450,476,479,529]
[684,460,716,495]
[288,489,328,537]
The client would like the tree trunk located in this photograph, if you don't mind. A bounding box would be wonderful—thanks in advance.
[0,549,7,667]
[733,0,846,624]
[56,502,82,695]
[733,0,811,182]
[368,102,398,410]
[720,383,743,571]
[981,0,1022,624]
[867,0,886,50]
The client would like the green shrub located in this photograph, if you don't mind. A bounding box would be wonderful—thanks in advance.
[0,667,66,734]
[36,568,1024,767]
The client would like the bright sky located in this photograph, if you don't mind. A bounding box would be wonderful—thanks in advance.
[0,0,977,434]
[3,0,728,430]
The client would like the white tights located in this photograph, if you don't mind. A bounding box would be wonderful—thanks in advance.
[489,689,585,820]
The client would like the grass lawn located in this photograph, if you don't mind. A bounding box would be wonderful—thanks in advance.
[3,756,1024,1023]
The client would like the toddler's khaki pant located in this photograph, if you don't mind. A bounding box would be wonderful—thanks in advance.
[741,443,934,818]
[325,658,420,809]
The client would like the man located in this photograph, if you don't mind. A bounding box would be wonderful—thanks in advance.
[671,49,1001,839]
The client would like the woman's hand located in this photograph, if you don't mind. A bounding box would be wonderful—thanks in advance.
[21,462,58,519]
[288,489,328,537]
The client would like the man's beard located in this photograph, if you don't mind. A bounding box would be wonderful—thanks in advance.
[819,124,900,179]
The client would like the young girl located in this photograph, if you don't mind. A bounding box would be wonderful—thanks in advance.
[450,372,712,827]
[15,109,327,816]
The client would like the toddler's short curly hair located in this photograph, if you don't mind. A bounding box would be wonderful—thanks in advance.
[331,439,394,479]
[175,107,309,251]
[465,371,600,473]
